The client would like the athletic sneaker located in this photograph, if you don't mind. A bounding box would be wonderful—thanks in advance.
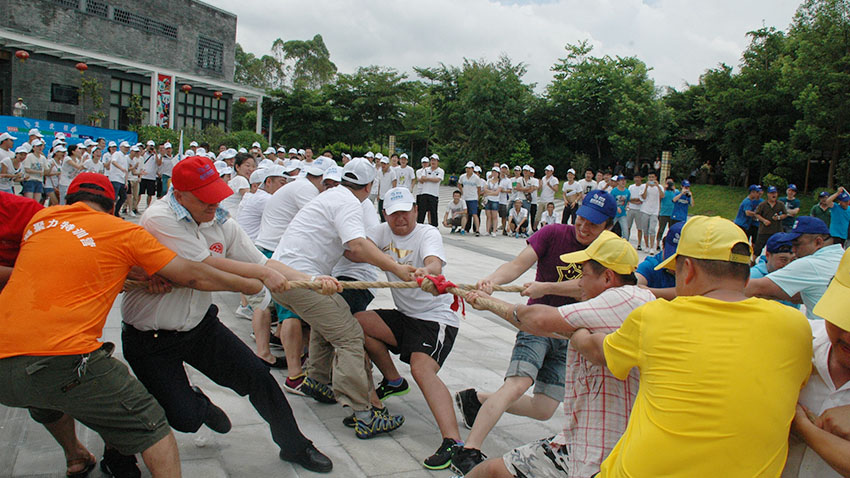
[450,447,487,475]
[475,231,480,237]
[454,388,481,429]
[376,377,410,401]
[423,437,458,470]
[459,230,466,235]
[637,244,643,251]
[354,407,405,439]
[302,377,336,404]
[284,374,308,396]
[343,404,391,428]
[235,304,253,319]
[100,446,141,478]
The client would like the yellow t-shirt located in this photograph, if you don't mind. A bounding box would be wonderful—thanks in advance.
[600,296,812,478]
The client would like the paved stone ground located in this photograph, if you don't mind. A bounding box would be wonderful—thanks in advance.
[1,185,654,477]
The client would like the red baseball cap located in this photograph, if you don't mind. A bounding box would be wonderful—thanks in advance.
[171,156,233,204]
[67,172,115,201]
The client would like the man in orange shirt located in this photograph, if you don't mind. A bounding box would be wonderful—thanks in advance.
[0,173,267,478]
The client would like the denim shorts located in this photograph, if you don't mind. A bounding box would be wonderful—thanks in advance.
[466,200,480,215]
[21,180,43,193]
[506,331,568,401]
[485,200,499,211]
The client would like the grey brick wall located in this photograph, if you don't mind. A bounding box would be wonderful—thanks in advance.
[6,0,237,81]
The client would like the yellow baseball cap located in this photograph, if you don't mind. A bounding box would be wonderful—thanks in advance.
[654,216,752,271]
[560,230,639,274]
[813,247,850,330]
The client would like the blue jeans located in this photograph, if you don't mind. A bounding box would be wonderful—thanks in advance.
[506,331,568,401]
[111,181,127,217]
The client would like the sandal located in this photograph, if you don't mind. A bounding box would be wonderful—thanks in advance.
[66,452,96,478]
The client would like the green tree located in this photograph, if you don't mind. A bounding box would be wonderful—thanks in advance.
[273,34,338,90]
[234,43,285,90]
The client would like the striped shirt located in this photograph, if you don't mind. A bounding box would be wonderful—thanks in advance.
[553,285,655,478]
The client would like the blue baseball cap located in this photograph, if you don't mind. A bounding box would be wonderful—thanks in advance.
[839,192,850,203]
[819,191,830,198]
[681,180,690,187]
[778,216,830,241]
[576,190,617,224]
[787,184,797,191]
[765,234,793,254]
[748,184,761,192]
[766,186,778,194]
[662,221,685,260]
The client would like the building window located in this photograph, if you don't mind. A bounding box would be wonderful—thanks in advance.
[109,78,150,130]
[176,91,227,131]
[52,0,80,8]
[47,112,76,124]
[51,84,79,105]
[83,0,108,18]
[113,8,177,39]
[197,36,224,73]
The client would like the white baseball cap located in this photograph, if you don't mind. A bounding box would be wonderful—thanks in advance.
[303,163,325,177]
[0,132,17,142]
[119,141,130,148]
[383,187,415,215]
[28,128,43,137]
[522,165,531,171]
[380,156,390,164]
[108,141,117,148]
[514,165,521,171]
[277,147,287,153]
[465,161,475,168]
[365,151,375,158]
[288,148,298,154]
[237,147,248,154]
[545,165,554,171]
[55,132,66,139]
[342,157,376,185]
[54,145,68,153]
[264,147,276,154]
[252,141,261,149]
[129,145,140,152]
[323,165,342,183]
[146,140,156,146]
[298,149,306,155]
[430,153,440,160]
[206,152,216,160]
[400,153,408,159]
[163,142,172,149]
[189,141,199,147]
[492,167,500,172]
[220,148,237,160]
[214,160,232,176]
[83,139,96,147]
[249,169,266,184]
[421,157,429,164]
[30,138,44,147]
[474,165,482,173]
[283,160,302,174]
[567,168,576,174]
[196,147,207,156]
[15,144,30,154]
[500,163,508,169]
[264,165,286,179]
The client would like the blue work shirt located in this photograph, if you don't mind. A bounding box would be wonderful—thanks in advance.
[734,197,762,229]
[829,204,850,240]
[636,253,676,289]
[671,192,692,222]
[659,189,678,217]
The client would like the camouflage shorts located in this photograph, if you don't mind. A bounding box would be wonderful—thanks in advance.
[503,436,569,478]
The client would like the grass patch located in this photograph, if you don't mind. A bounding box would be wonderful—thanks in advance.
[688,184,817,221]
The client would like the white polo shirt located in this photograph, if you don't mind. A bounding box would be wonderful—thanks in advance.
[236,188,271,241]
[419,167,444,197]
[272,185,366,277]
[377,167,397,200]
[121,193,267,331]
[539,175,558,203]
[255,177,320,251]
[141,152,158,180]
[106,151,128,183]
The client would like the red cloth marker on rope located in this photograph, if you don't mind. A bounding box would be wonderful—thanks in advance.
[416,274,465,316]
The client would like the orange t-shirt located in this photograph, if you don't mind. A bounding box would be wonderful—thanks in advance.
[0,202,177,358]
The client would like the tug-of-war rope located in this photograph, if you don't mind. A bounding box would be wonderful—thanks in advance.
[124,275,522,317]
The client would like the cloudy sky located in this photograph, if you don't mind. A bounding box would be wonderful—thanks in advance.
[206,0,801,91]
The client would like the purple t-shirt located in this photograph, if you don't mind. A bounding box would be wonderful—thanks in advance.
[526,224,585,307]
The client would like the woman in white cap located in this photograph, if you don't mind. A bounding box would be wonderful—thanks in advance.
[483,168,503,236]
[21,140,46,202]
[58,144,84,204]
[43,144,61,206]
[220,153,256,215]
[0,145,26,194]
[82,147,104,174]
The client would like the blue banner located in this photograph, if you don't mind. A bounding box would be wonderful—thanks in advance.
[0,115,138,149]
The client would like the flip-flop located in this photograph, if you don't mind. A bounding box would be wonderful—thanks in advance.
[66,452,96,478]
[262,356,287,369]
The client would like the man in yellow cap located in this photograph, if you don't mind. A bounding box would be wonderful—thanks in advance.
[784,247,850,477]
[569,215,812,477]
[462,231,656,478]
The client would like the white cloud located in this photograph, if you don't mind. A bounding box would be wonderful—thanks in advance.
[207,0,801,91]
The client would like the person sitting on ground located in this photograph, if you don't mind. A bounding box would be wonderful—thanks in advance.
[568,215,812,477]
[120,156,334,473]
[634,220,684,300]
[353,187,462,470]
[443,190,468,234]
[0,172,270,478]
[508,199,529,238]
[462,231,655,478]
[784,246,850,477]
[537,202,558,229]
[452,190,617,473]
[746,217,843,320]
[749,233,799,309]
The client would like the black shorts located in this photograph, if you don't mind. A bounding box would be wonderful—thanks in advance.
[374,309,458,366]
[498,204,508,218]
[140,178,157,196]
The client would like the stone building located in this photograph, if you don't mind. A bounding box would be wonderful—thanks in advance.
[0,0,263,132]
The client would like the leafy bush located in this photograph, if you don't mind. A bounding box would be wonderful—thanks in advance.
[761,173,788,191]
[671,144,700,182]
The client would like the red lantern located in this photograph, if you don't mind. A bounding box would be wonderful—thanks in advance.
[75,62,88,73]
[15,50,29,62]
[181,84,192,93]
[238,96,247,103]
[213,91,223,100]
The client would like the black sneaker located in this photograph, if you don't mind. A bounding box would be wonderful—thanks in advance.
[637,244,643,251]
[192,386,232,433]
[376,377,410,401]
[454,388,481,429]
[100,447,141,478]
[450,447,487,476]
[354,407,404,439]
[303,377,337,404]
[423,437,458,470]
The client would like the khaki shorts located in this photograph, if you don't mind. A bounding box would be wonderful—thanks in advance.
[0,344,170,455]
[503,436,570,478]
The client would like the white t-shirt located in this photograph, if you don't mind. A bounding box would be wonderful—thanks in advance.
[377,167,398,200]
[45,158,60,189]
[122,196,267,332]
[509,206,529,224]
[446,199,466,218]
[127,155,142,182]
[576,179,597,195]
[539,175,558,203]
[539,210,558,227]
[419,167,444,197]
[367,223,458,327]
[106,151,128,183]
[498,177,512,205]
[159,155,174,176]
[0,147,13,164]
[0,157,19,191]
[22,153,46,182]
[236,188,270,241]
[395,165,415,191]
[332,199,380,284]
[141,152,159,180]
[272,185,366,277]
[414,168,427,195]
[59,157,81,187]
[639,182,662,215]
[457,173,482,201]
[783,320,850,478]
[509,176,526,203]
[562,181,582,203]
[527,177,539,204]
[627,184,644,210]
[485,179,500,203]
[221,175,250,214]
[82,158,104,174]
[255,177,320,251]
